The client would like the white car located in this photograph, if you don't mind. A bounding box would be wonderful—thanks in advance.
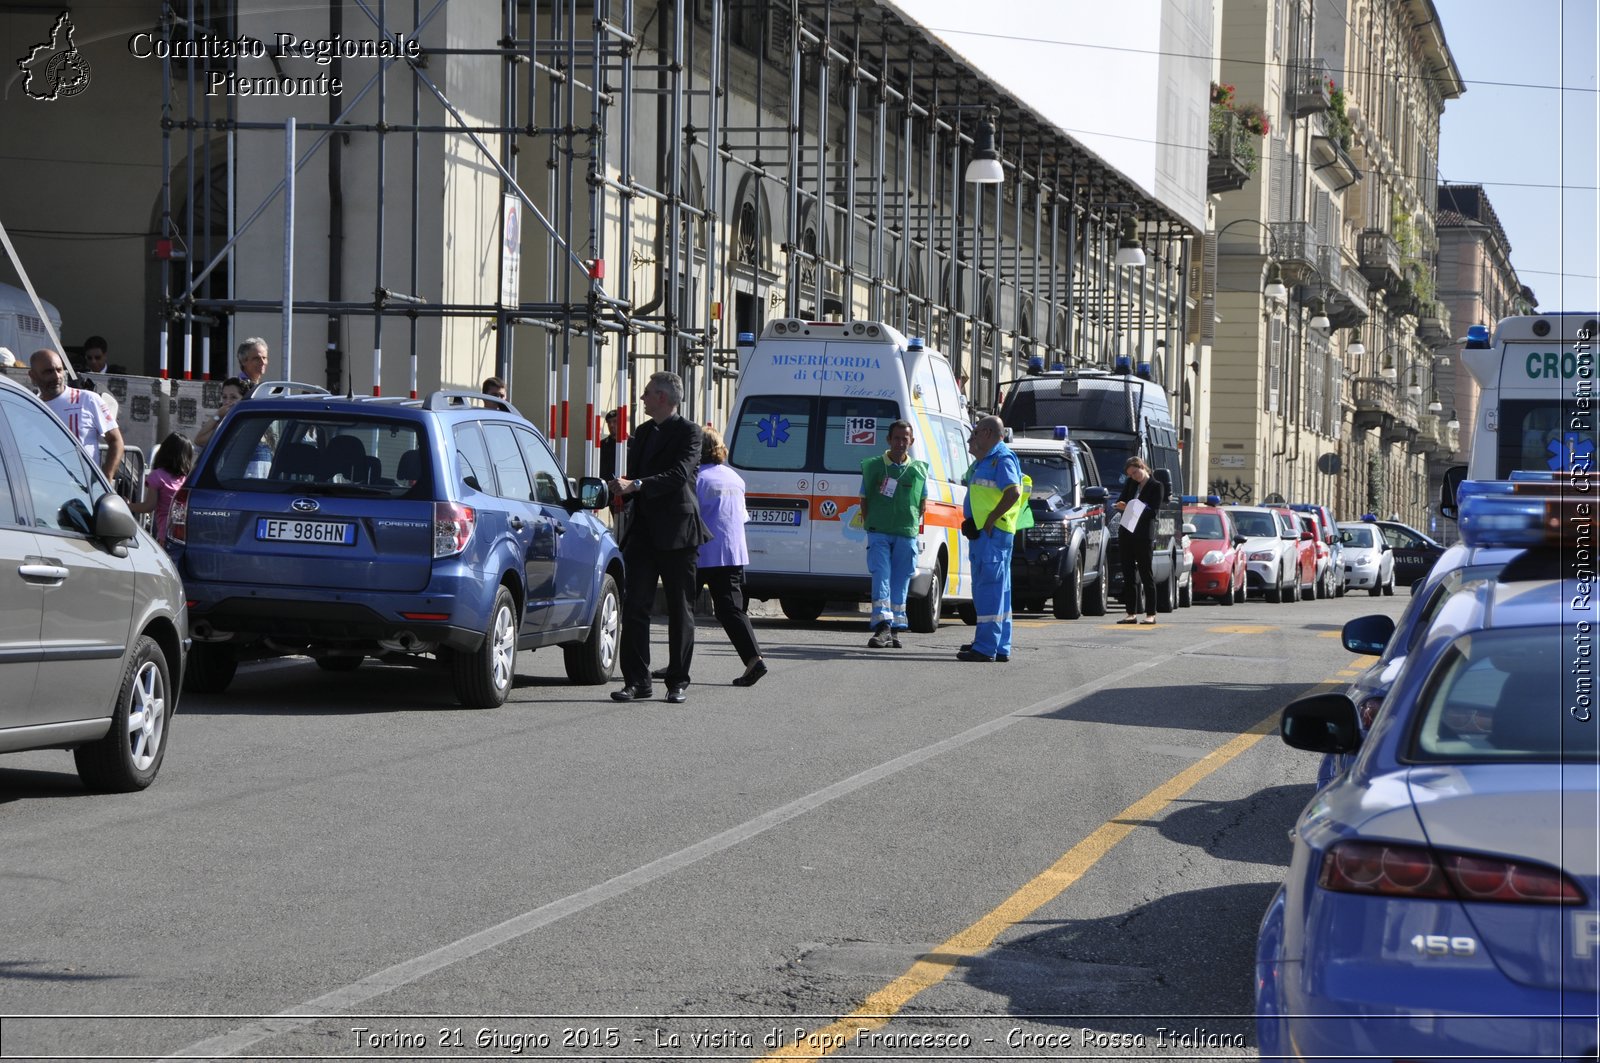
[1337,521,1395,596]
[1226,505,1298,602]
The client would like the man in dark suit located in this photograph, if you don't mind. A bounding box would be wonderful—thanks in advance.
[608,371,710,704]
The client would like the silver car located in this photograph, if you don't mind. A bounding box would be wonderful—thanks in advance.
[1337,520,1395,596]
[1226,505,1298,602]
[0,374,187,790]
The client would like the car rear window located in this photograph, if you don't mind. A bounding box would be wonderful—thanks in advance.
[1230,510,1278,537]
[204,413,428,497]
[1409,628,1597,762]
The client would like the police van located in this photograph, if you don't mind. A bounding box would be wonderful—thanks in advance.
[998,359,1186,611]
[1442,313,1597,515]
[726,319,972,631]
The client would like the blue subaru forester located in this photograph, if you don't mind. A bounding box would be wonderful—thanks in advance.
[168,383,622,707]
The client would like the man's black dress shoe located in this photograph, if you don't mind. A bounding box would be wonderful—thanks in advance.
[610,684,654,702]
[665,684,689,704]
[731,659,768,687]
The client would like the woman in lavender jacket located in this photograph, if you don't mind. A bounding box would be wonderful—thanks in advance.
[694,427,768,687]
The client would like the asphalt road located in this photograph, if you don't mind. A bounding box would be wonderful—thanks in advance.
[0,586,1411,1061]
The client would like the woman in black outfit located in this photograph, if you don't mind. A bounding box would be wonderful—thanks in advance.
[1114,456,1165,625]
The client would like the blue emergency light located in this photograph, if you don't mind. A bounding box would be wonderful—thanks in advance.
[737,332,755,345]
[1463,324,1491,349]
[1027,355,1046,374]
[1113,354,1133,374]
[1457,478,1586,549]
[1049,361,1067,372]
[1180,495,1198,504]
[1052,425,1070,440]
[1135,361,1154,380]
[907,337,925,352]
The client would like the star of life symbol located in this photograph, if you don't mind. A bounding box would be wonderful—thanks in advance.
[17,11,92,101]
[1548,432,1595,473]
[757,415,790,447]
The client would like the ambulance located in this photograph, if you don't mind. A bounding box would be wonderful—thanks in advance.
[726,319,973,631]
[1442,313,1597,514]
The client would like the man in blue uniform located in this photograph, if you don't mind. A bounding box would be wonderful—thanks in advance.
[959,415,1022,662]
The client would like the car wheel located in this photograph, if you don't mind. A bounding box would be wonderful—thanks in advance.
[1314,569,1327,600]
[185,642,237,694]
[1382,573,1395,597]
[1155,553,1177,613]
[907,561,944,633]
[779,596,825,623]
[1082,553,1109,616]
[315,655,363,672]
[452,585,516,708]
[564,574,620,684]
[74,635,170,793]
[1178,575,1193,608]
[1284,570,1298,603]
[1052,554,1084,620]
[1218,579,1234,606]
[1369,582,1382,597]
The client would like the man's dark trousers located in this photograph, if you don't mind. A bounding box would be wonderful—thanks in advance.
[621,540,697,687]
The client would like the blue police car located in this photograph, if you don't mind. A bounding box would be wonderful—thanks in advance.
[169,383,622,708]
[1258,484,1599,1059]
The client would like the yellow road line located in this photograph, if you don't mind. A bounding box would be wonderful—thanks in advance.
[1207,624,1275,634]
[1316,630,1343,638]
[758,706,1286,1061]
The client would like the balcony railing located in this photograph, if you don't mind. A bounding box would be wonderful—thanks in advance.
[1385,395,1420,446]
[1412,413,1439,454]
[1208,110,1255,194]
[1416,299,1452,347]
[1351,376,1396,432]
[1287,57,1332,118]
[1270,221,1318,280]
[1358,229,1404,291]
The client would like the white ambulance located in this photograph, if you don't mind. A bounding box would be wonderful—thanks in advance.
[726,319,972,631]
[1457,313,1597,479]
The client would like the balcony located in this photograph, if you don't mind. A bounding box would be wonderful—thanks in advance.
[1271,221,1319,282]
[1358,229,1404,291]
[1440,422,1460,455]
[1309,111,1362,190]
[1287,57,1332,118]
[1351,376,1396,432]
[1416,299,1452,347]
[1412,413,1439,454]
[1385,395,1420,447]
[1208,110,1255,194]
[1385,278,1422,320]
[1323,248,1369,329]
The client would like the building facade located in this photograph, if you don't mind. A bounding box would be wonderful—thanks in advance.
[1204,0,1463,525]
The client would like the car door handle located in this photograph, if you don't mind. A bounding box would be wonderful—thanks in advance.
[510,516,525,531]
[19,557,68,584]
[554,522,566,536]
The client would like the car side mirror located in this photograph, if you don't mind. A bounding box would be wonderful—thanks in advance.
[1281,693,1362,755]
[1232,535,1247,547]
[1381,542,1392,552]
[1342,614,1395,656]
[1440,464,1467,521]
[1182,522,1197,536]
[1082,485,1110,504]
[93,492,140,556]
[1301,530,1315,541]
[576,476,610,511]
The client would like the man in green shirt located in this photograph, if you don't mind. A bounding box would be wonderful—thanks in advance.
[859,419,929,648]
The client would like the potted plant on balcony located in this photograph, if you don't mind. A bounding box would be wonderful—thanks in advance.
[1236,103,1271,137]
[1326,79,1353,151]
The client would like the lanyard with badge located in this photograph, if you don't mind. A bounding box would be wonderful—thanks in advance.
[879,459,906,498]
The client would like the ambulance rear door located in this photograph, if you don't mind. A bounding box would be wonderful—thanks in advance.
[729,345,825,588]
[1490,337,1597,478]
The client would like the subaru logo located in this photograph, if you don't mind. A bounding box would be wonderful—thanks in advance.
[291,498,320,513]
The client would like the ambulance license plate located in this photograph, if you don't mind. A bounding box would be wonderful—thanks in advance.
[748,508,801,526]
[257,518,357,545]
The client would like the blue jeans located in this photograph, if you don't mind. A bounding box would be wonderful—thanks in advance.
[969,528,1014,656]
[867,531,916,630]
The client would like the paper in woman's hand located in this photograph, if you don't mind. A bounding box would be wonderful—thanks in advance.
[1118,497,1147,531]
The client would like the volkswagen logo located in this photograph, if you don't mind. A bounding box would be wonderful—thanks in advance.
[291,498,320,513]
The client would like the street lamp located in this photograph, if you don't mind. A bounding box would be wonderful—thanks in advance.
[964,113,1004,184]
[1264,263,1289,304]
[1446,409,1460,430]
[1346,329,1366,358]
[1114,216,1146,269]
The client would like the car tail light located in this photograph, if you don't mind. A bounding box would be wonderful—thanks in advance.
[168,487,189,543]
[433,501,475,557]
[1319,841,1585,904]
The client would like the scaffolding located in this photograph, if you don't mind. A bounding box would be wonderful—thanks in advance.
[154,0,1196,472]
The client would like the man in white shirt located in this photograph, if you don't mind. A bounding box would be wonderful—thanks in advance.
[29,348,124,481]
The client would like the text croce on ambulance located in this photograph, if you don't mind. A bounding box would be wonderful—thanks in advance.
[1442,313,1598,515]
[727,319,972,631]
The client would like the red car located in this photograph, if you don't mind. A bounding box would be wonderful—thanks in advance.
[1182,504,1246,605]
[1271,506,1319,600]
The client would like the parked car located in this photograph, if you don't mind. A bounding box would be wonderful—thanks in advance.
[1369,517,1447,588]
[0,373,187,790]
[1226,505,1298,602]
[1289,502,1343,598]
[1275,507,1319,600]
[169,383,622,708]
[1181,502,1245,605]
[1009,435,1112,619]
[1259,489,1599,1060]
[1338,520,1395,596]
